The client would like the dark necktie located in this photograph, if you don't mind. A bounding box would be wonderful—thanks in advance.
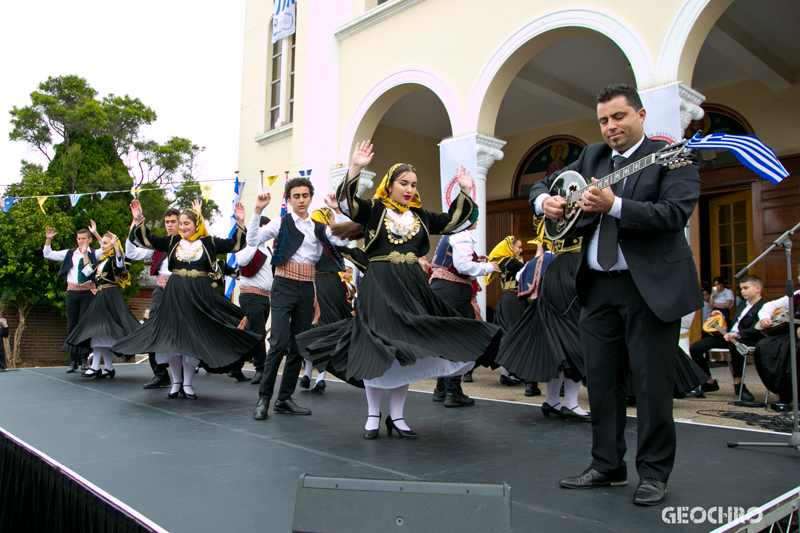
[596,155,626,271]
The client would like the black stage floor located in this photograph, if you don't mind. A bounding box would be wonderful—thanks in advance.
[1,365,798,532]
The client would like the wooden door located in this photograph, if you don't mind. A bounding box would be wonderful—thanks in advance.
[708,190,753,308]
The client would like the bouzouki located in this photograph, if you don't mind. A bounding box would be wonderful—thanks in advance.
[702,314,752,355]
[757,307,791,337]
[544,139,694,240]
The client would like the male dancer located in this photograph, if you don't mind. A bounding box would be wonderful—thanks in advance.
[534,83,702,505]
[248,179,349,420]
[429,222,500,407]
[232,215,274,386]
[125,208,181,389]
[44,223,102,373]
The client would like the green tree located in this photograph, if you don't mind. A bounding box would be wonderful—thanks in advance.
[173,175,221,222]
[137,182,172,233]
[131,136,205,188]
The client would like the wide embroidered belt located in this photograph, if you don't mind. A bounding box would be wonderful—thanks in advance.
[239,286,271,297]
[430,267,471,285]
[94,284,120,292]
[67,282,96,291]
[370,251,418,265]
[157,275,170,288]
[173,269,214,279]
[275,262,315,282]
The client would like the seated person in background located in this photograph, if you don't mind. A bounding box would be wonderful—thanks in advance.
[701,287,712,324]
[708,276,734,321]
[686,275,765,402]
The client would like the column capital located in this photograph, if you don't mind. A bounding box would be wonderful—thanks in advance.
[679,83,705,132]
[475,134,507,177]
[329,167,375,196]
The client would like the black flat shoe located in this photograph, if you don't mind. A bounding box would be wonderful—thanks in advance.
[385,416,417,439]
[310,380,326,394]
[251,370,263,385]
[143,377,171,389]
[541,402,562,418]
[228,370,250,382]
[183,388,198,400]
[66,361,78,374]
[364,413,381,439]
[97,369,115,379]
[560,405,591,423]
[299,376,311,389]
[560,468,627,489]
[633,478,667,506]
[525,382,541,397]
[81,369,100,377]
[167,383,186,399]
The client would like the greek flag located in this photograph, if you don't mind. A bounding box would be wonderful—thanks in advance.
[225,175,245,299]
[686,133,789,184]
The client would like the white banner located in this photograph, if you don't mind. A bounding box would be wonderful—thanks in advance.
[438,136,478,211]
[272,0,296,43]
[639,82,682,144]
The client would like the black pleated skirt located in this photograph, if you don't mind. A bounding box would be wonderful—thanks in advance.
[493,291,528,334]
[62,286,142,358]
[112,276,262,373]
[316,272,353,325]
[494,253,584,383]
[296,261,502,385]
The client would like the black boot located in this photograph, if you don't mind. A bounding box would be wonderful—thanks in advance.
[432,377,446,402]
[251,370,263,385]
[66,360,78,374]
[525,382,541,397]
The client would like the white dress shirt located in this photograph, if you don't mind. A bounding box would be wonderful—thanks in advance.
[730,300,754,335]
[246,211,350,263]
[534,135,645,271]
[758,290,800,322]
[125,239,171,276]
[43,246,101,284]
[235,243,274,290]
[449,231,495,279]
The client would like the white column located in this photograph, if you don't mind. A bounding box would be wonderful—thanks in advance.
[475,134,506,318]
[679,83,705,131]
[329,167,375,196]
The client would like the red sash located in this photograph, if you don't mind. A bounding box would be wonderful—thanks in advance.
[150,251,167,276]
[241,250,268,277]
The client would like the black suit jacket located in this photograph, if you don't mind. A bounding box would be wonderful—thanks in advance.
[530,137,703,322]
[730,298,766,346]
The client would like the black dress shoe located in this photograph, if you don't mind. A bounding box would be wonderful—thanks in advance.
[701,379,720,392]
[253,398,269,420]
[251,370,263,385]
[80,359,89,371]
[525,382,541,397]
[364,413,381,439]
[274,398,311,415]
[310,381,326,394]
[462,371,473,383]
[96,368,115,379]
[560,468,627,489]
[444,391,475,408]
[228,370,250,382]
[432,388,446,402]
[385,416,417,439]
[143,376,171,389]
[633,478,667,506]
[299,375,311,389]
[541,402,562,418]
[560,405,591,423]
[66,361,78,373]
[735,383,755,402]
[684,387,705,398]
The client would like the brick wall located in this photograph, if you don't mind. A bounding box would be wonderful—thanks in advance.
[2,290,153,362]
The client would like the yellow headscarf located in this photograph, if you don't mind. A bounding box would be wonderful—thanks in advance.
[530,216,553,247]
[373,163,421,213]
[484,236,518,286]
[98,238,131,288]
[184,209,210,243]
[310,206,334,226]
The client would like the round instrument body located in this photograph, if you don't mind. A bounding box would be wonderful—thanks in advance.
[543,170,589,240]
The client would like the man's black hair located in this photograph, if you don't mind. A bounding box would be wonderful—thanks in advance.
[286,177,314,198]
[164,208,181,219]
[596,83,643,111]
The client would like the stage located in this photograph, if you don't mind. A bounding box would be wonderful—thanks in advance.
[1,365,798,532]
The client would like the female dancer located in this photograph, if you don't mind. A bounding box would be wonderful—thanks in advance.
[298,141,502,439]
[64,231,141,378]
[485,236,528,389]
[298,203,356,394]
[495,223,591,422]
[113,200,261,399]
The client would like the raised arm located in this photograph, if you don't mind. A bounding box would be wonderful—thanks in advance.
[337,141,375,224]
[214,203,248,255]
[42,228,68,261]
[129,200,172,252]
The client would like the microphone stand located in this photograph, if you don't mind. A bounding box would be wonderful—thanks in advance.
[728,220,800,451]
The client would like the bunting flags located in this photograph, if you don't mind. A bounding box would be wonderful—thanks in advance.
[36,196,48,214]
[201,184,213,203]
[225,175,244,300]
[69,194,84,207]
[685,133,789,184]
[2,198,16,212]
[267,174,279,186]
[98,191,109,201]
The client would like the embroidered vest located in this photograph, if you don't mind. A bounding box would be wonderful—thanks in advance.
[58,248,98,280]
[431,236,472,280]
[271,215,344,272]
[241,249,268,277]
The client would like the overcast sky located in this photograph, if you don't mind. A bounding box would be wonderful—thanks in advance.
[0,1,247,233]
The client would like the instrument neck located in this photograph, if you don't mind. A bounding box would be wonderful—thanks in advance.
[570,154,656,201]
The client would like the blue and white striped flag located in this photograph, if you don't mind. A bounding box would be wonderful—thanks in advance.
[225,175,245,299]
[686,133,789,185]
